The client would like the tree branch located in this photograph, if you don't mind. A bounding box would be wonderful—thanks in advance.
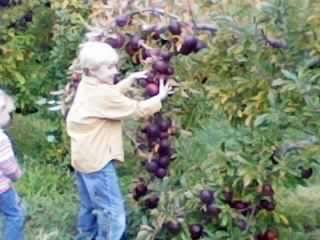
[194,23,217,34]
[128,7,217,34]
[260,29,288,49]
[129,7,180,20]
[274,136,318,158]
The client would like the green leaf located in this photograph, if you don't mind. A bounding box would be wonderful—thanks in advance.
[13,72,26,85]
[279,214,290,225]
[281,69,297,81]
[272,78,290,87]
[243,174,252,187]
[254,113,270,127]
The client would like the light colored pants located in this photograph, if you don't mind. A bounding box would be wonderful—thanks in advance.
[75,160,126,240]
[0,188,25,240]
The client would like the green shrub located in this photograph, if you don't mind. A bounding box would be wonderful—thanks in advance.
[0,0,88,113]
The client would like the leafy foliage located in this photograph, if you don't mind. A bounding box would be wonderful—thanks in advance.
[0,0,88,113]
[177,0,320,126]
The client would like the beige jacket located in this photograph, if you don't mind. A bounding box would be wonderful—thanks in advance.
[66,76,162,173]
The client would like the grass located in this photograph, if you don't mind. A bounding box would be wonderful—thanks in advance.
[18,157,77,239]
[277,183,320,239]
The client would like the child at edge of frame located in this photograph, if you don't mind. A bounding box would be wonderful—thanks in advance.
[0,89,25,240]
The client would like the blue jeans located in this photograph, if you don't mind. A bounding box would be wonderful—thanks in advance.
[0,188,25,240]
[75,161,126,240]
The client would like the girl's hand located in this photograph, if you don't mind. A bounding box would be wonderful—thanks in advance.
[128,70,148,80]
[158,78,171,100]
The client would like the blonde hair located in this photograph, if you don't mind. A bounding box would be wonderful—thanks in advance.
[0,89,15,113]
[62,41,119,119]
[78,41,119,71]
[0,89,15,128]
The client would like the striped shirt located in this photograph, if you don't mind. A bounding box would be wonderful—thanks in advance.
[0,129,22,193]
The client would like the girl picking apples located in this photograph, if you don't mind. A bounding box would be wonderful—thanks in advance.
[66,41,170,240]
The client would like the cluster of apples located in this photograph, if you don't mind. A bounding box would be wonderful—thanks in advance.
[179,185,278,239]
[105,14,207,97]
[132,113,177,209]
[105,12,204,208]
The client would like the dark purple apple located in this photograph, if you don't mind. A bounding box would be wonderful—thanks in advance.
[115,15,130,27]
[24,11,33,22]
[130,35,141,51]
[159,118,171,131]
[159,139,171,156]
[180,36,198,55]
[199,190,214,205]
[166,221,182,235]
[301,167,313,179]
[146,83,159,96]
[188,224,203,239]
[145,195,159,209]
[205,204,221,218]
[145,160,158,173]
[134,182,148,197]
[168,19,182,35]
[105,33,126,49]
[260,199,276,212]
[146,124,160,139]
[154,167,167,179]
[157,156,170,168]
[125,43,137,56]
[152,60,170,74]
